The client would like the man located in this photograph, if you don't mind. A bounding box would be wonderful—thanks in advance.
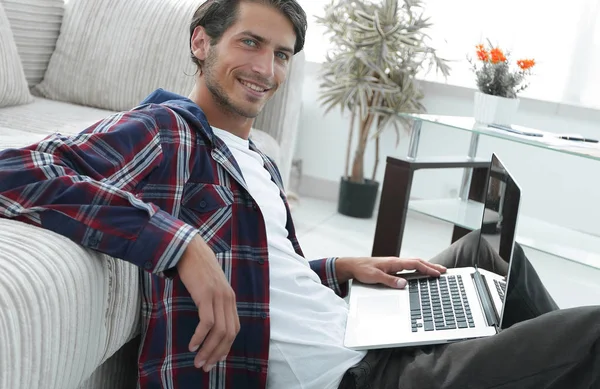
[0,0,598,388]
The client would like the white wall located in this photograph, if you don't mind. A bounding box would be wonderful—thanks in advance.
[295,61,600,236]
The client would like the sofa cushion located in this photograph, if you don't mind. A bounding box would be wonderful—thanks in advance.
[0,2,32,108]
[0,97,115,149]
[1,0,64,87]
[0,97,283,164]
[35,0,202,112]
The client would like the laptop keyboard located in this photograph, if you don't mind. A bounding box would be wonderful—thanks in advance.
[494,279,507,301]
[409,275,474,332]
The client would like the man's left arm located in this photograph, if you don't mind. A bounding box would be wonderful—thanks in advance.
[310,256,448,298]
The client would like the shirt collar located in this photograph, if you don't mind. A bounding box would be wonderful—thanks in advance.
[140,88,216,145]
[139,89,264,161]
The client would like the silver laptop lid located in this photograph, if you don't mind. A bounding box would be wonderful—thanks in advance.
[476,153,522,329]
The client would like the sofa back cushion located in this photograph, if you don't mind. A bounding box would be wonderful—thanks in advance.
[1,0,64,87]
[0,2,32,108]
[35,0,202,111]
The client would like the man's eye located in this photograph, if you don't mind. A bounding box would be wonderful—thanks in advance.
[243,39,257,47]
[276,52,289,61]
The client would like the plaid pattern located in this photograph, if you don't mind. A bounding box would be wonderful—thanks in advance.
[0,89,347,389]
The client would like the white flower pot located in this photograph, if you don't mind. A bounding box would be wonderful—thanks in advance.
[473,91,520,126]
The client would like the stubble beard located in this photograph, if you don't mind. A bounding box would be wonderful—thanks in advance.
[203,49,264,119]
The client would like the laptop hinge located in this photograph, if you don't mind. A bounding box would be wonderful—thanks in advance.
[472,268,499,329]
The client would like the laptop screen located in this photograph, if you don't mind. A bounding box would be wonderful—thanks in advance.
[477,154,521,329]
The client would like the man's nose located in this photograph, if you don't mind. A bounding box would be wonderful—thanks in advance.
[251,51,275,80]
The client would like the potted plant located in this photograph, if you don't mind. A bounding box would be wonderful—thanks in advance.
[469,41,536,126]
[317,0,450,218]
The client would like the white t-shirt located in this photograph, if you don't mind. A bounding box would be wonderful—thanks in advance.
[212,128,366,389]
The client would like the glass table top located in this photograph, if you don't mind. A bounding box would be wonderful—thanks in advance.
[408,198,600,269]
[398,113,600,162]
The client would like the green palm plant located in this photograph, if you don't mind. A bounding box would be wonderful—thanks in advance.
[317,0,450,183]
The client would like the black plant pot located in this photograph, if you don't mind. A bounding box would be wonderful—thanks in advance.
[337,177,380,219]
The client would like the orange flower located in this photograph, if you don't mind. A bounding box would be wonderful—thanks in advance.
[490,47,507,63]
[517,59,536,70]
[476,44,489,61]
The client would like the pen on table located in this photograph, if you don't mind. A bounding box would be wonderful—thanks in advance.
[557,136,599,143]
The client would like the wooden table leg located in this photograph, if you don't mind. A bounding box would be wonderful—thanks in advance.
[451,166,490,243]
[371,162,414,257]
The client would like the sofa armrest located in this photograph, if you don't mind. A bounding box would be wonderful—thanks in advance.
[77,336,139,389]
[0,218,140,389]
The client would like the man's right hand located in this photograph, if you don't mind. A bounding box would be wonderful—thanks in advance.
[176,235,240,372]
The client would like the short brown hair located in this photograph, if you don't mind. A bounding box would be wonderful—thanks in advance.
[189,0,307,72]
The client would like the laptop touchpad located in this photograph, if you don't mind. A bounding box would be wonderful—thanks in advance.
[358,295,401,315]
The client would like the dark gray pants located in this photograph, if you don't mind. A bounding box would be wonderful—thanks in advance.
[339,232,600,389]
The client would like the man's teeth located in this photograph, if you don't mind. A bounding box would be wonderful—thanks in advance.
[240,80,266,92]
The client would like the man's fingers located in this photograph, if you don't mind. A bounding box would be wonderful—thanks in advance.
[190,300,215,369]
[383,257,442,275]
[413,259,442,276]
[399,258,443,277]
[207,294,238,369]
[423,259,447,273]
[377,270,408,289]
[195,297,227,371]
[416,258,447,274]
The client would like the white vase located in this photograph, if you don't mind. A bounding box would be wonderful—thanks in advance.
[473,91,520,126]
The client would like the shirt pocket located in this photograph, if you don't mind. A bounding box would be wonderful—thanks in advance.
[180,182,233,253]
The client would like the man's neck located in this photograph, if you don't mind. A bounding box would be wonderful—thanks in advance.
[188,84,253,140]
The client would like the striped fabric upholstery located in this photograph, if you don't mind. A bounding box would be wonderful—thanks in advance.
[1,0,64,87]
[77,337,139,389]
[0,218,140,389]
[0,2,31,108]
[34,0,202,111]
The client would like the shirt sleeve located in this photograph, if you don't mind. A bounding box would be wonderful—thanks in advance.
[0,104,196,276]
[309,257,349,298]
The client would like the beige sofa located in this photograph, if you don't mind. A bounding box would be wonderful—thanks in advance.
[0,0,304,388]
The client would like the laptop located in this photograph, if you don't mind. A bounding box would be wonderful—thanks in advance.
[344,153,521,350]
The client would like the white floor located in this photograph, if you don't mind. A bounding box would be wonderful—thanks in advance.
[290,196,600,309]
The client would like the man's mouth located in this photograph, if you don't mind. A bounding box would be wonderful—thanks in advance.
[238,79,270,93]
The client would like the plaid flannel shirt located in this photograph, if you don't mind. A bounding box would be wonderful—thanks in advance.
[0,89,348,389]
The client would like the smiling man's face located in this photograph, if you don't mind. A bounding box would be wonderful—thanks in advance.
[200,1,296,118]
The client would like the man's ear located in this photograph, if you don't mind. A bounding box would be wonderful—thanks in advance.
[191,26,211,62]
